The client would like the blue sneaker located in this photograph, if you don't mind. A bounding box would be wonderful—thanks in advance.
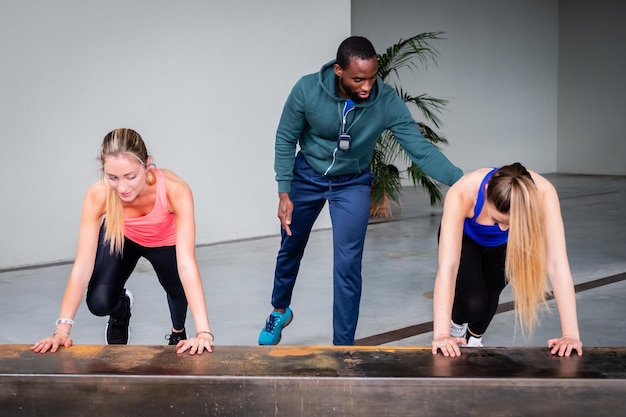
[258,307,293,345]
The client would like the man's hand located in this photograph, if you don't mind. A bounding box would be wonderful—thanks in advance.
[277,193,294,236]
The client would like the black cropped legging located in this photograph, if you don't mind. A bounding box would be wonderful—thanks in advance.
[450,233,508,336]
[86,225,188,330]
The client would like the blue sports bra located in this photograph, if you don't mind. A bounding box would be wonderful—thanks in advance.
[463,168,509,247]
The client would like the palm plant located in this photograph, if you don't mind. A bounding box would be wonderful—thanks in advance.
[370,32,450,218]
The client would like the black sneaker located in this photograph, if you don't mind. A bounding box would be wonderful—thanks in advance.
[105,289,134,345]
[165,329,187,345]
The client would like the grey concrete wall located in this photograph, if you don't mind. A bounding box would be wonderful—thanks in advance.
[353,0,625,176]
[2,0,623,269]
[0,0,348,268]
[557,0,626,175]
[352,0,560,174]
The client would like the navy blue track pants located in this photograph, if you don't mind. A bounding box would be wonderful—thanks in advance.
[271,153,374,345]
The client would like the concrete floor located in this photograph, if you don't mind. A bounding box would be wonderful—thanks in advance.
[1,173,625,349]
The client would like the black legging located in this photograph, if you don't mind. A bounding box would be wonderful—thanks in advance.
[86,225,188,330]
[451,233,507,336]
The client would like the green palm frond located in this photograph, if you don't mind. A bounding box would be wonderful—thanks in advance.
[417,122,448,146]
[370,145,403,218]
[375,129,404,164]
[405,163,444,206]
[377,32,444,81]
[398,89,448,129]
[380,129,445,206]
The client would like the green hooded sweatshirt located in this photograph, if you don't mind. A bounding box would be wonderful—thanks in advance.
[274,60,462,193]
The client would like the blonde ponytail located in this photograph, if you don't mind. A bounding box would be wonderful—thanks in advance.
[487,163,549,336]
[505,176,548,336]
[104,187,125,255]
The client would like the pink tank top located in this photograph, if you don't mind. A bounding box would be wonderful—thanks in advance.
[124,168,177,247]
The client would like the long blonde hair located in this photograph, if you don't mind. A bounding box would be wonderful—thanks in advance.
[99,128,155,254]
[487,163,548,336]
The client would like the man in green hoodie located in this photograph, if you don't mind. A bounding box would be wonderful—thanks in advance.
[259,36,463,346]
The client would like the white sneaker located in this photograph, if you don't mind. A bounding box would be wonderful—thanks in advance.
[466,336,483,347]
[450,320,468,338]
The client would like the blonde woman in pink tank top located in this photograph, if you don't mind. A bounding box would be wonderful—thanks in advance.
[31,128,213,355]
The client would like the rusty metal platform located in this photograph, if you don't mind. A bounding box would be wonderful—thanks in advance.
[1,344,625,416]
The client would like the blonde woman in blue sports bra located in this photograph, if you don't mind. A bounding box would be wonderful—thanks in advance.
[432,163,583,357]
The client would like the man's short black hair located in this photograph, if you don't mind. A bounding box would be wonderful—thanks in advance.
[336,36,377,69]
